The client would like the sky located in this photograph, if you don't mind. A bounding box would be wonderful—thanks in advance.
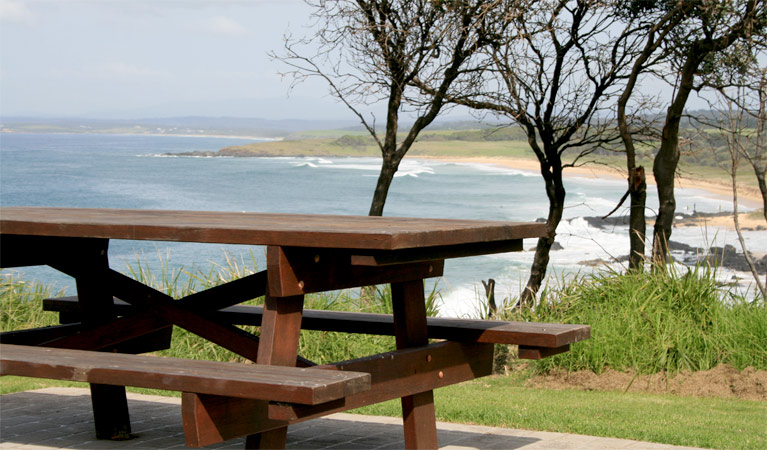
[0,0,723,122]
[0,0,357,119]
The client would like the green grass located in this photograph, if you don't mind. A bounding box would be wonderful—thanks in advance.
[354,376,767,450]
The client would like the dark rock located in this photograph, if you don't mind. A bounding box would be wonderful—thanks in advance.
[581,215,630,230]
[668,240,700,253]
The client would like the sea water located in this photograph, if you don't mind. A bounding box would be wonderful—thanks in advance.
[1,132,762,316]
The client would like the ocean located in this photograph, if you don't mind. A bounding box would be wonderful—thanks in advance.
[1,132,762,316]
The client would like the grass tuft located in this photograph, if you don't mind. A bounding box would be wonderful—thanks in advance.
[496,264,767,374]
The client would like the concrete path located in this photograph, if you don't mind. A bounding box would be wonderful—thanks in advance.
[1,388,702,449]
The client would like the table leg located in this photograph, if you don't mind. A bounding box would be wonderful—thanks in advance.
[245,293,305,449]
[73,240,132,440]
[391,280,439,450]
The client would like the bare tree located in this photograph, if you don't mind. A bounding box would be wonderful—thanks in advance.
[428,0,645,306]
[738,68,767,218]
[748,69,767,219]
[651,0,766,265]
[694,62,767,297]
[276,0,512,216]
[610,1,693,271]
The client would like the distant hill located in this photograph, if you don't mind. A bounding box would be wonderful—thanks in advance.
[0,116,362,138]
[0,116,505,139]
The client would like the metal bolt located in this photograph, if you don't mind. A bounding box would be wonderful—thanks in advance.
[438,371,444,379]
[314,254,320,263]
[298,281,305,289]
[426,355,432,363]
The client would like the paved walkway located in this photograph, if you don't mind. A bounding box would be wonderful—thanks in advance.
[1,388,701,449]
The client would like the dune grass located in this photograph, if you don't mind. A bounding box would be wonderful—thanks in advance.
[488,265,767,375]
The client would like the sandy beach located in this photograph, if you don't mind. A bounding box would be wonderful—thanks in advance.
[418,155,765,230]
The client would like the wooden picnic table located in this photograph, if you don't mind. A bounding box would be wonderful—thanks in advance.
[0,207,590,449]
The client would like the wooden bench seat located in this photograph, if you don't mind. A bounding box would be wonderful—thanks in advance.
[42,296,590,359]
[0,344,370,405]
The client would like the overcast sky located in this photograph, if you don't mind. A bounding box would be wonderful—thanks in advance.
[2,0,723,122]
[0,0,358,119]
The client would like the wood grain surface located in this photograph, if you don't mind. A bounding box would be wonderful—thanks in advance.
[0,207,546,250]
[0,344,370,405]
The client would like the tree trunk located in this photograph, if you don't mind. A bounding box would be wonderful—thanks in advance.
[519,173,565,308]
[651,131,679,265]
[754,170,767,222]
[651,52,699,265]
[650,7,757,263]
[628,166,647,270]
[368,158,399,216]
[616,4,688,272]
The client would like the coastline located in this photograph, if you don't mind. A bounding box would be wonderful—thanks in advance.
[416,155,764,210]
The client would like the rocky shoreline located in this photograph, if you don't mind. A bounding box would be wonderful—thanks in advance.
[572,212,767,274]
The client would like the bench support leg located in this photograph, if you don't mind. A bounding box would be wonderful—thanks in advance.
[91,384,132,440]
[392,280,439,450]
[246,292,305,449]
[72,239,133,440]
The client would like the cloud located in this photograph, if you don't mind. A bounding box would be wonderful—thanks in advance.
[200,16,248,37]
[0,0,34,24]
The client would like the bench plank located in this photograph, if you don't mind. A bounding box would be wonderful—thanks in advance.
[44,297,590,350]
[0,344,369,405]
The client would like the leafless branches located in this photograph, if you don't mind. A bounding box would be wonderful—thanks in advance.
[275,0,514,215]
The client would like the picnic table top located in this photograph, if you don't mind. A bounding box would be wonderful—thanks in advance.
[0,207,547,251]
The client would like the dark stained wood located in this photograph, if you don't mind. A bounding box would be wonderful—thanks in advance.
[0,207,547,250]
[278,341,494,420]
[1,319,171,359]
[0,234,51,268]
[106,269,263,362]
[390,280,438,449]
[65,237,132,440]
[0,344,370,404]
[518,344,570,360]
[42,313,170,351]
[183,393,280,448]
[251,248,308,449]
[90,384,132,440]
[0,324,80,346]
[350,240,523,266]
[180,270,267,311]
[266,246,443,297]
[182,341,493,446]
[256,299,304,367]
[43,297,591,350]
[104,326,174,355]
